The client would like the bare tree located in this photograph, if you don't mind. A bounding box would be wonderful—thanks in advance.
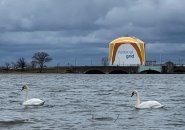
[101,57,109,66]
[32,52,52,72]
[5,62,10,72]
[11,62,17,69]
[17,57,27,71]
[31,61,37,70]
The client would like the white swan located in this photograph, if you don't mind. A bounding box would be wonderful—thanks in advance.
[21,85,45,106]
[131,90,164,109]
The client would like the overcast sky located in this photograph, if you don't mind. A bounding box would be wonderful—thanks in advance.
[0,0,185,66]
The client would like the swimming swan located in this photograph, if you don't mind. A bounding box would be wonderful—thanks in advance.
[131,90,164,109]
[21,85,45,106]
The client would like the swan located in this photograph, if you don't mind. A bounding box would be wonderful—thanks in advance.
[131,90,164,109]
[21,85,45,106]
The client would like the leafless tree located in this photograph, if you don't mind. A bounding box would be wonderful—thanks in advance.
[32,52,52,72]
[17,57,27,71]
[31,61,37,69]
[101,57,109,66]
[5,62,10,72]
[11,62,17,69]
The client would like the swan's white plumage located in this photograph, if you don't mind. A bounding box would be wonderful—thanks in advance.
[136,101,163,109]
[21,85,45,106]
[131,90,164,109]
[23,98,45,106]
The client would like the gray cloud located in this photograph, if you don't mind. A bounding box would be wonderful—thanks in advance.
[0,0,185,66]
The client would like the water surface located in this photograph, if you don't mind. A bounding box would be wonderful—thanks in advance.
[0,74,185,130]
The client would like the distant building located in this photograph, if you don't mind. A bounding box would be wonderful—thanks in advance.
[109,37,145,66]
[164,61,174,73]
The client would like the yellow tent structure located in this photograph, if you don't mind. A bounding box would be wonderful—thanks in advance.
[109,37,145,66]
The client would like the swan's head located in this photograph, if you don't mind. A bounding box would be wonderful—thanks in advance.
[131,90,138,97]
[21,85,29,91]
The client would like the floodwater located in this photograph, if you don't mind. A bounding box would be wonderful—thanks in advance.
[0,74,185,130]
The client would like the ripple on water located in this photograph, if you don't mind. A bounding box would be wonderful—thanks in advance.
[0,118,31,127]
[93,117,114,121]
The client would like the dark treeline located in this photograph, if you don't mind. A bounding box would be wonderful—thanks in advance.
[1,52,52,73]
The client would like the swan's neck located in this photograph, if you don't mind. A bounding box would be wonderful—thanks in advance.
[25,90,29,101]
[135,93,141,108]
